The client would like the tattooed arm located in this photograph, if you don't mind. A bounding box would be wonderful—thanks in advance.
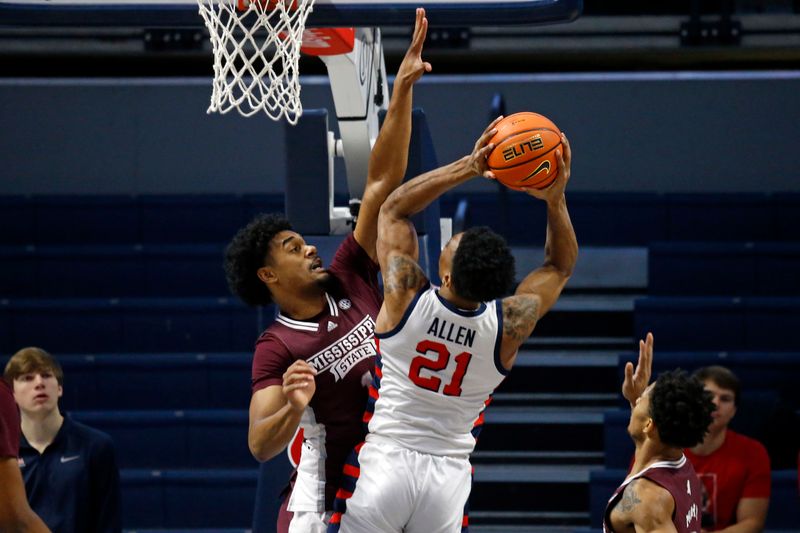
[610,479,678,533]
[498,138,577,368]
[375,118,500,333]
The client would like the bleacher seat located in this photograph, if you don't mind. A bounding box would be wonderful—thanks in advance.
[0,194,285,246]
[73,410,253,468]
[0,298,269,353]
[616,352,800,401]
[121,469,257,528]
[3,353,252,411]
[649,242,800,296]
[0,245,230,298]
[634,297,800,351]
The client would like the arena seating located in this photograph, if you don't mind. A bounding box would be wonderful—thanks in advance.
[2,192,799,531]
[649,242,800,296]
[634,297,800,351]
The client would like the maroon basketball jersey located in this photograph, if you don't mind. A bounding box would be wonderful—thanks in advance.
[604,455,703,533]
[251,233,382,511]
[0,379,21,459]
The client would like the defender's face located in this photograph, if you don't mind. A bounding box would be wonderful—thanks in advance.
[13,369,62,416]
[263,231,329,289]
[703,379,736,433]
[627,383,654,442]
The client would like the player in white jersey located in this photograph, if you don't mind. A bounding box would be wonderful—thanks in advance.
[328,118,578,533]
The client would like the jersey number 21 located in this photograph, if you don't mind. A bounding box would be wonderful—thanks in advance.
[408,340,472,397]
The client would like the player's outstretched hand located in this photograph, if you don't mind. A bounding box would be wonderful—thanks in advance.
[396,8,432,87]
[622,332,654,408]
[469,115,503,179]
[523,133,572,203]
[283,360,317,412]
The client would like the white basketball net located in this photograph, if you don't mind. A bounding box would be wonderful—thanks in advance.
[197,0,315,123]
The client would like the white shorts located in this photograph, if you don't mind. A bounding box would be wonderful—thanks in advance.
[331,436,472,533]
[289,511,331,533]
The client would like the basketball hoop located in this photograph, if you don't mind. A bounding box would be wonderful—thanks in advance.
[197,0,315,123]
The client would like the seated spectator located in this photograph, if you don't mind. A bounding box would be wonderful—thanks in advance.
[4,347,121,533]
[685,365,770,533]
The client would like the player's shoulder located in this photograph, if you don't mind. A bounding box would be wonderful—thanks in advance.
[627,477,676,522]
[500,293,541,338]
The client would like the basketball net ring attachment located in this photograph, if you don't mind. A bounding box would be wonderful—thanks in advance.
[197,0,355,124]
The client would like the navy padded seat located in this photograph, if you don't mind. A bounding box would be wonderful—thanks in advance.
[770,470,800,529]
[73,410,253,469]
[121,469,257,528]
[0,194,286,246]
[634,297,800,351]
[773,192,800,240]
[35,195,141,245]
[0,195,34,245]
[649,242,800,296]
[664,193,774,241]
[139,195,247,245]
[589,469,626,528]
[0,298,270,353]
[11,353,253,410]
[616,351,800,403]
[1,244,242,298]
[602,410,634,469]
[439,192,668,246]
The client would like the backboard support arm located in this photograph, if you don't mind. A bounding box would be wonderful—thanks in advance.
[303,27,389,232]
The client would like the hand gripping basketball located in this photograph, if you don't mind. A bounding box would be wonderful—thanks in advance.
[469,115,505,179]
[523,133,571,202]
[487,112,564,190]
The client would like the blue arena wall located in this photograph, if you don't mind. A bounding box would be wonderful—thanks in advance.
[1,71,800,195]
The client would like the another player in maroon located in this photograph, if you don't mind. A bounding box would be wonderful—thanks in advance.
[605,334,715,533]
[223,9,431,533]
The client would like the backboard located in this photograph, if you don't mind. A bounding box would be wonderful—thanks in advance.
[0,0,581,28]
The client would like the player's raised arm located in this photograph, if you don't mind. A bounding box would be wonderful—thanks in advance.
[375,117,501,331]
[354,7,431,261]
[500,134,577,358]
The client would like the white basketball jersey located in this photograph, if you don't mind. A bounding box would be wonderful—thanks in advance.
[367,284,508,457]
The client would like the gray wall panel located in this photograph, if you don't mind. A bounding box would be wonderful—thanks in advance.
[1,72,798,194]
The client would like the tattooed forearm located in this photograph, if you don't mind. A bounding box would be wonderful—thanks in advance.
[620,482,642,513]
[502,296,539,341]
[385,255,424,294]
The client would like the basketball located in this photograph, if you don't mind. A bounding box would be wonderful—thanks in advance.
[487,112,563,191]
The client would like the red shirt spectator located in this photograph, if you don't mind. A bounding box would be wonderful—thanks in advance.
[686,430,771,530]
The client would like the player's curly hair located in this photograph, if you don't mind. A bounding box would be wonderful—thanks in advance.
[650,369,714,449]
[224,213,292,307]
[451,226,516,303]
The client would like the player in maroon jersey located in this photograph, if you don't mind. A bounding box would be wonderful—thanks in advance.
[223,9,431,533]
[605,333,715,533]
[0,378,50,531]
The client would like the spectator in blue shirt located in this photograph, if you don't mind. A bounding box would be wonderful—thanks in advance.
[4,347,121,533]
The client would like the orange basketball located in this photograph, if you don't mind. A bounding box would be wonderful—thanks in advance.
[487,112,562,191]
